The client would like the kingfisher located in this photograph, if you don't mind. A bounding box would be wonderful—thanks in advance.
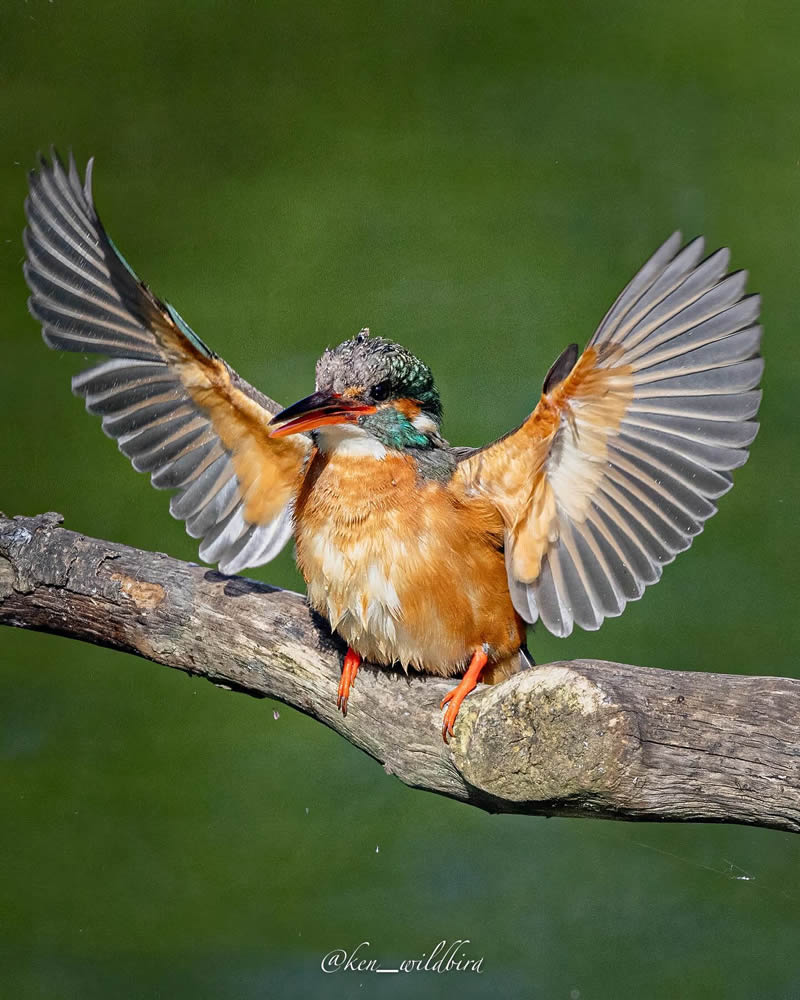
[23,152,763,740]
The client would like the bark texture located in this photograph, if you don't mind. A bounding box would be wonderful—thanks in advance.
[1,512,798,834]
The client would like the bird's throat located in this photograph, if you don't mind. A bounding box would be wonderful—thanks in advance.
[314,424,389,459]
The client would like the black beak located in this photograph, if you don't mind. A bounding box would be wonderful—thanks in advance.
[268,391,376,438]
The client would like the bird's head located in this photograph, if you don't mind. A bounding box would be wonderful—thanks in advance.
[269,328,442,452]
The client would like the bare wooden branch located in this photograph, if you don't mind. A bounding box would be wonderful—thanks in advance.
[1,512,798,834]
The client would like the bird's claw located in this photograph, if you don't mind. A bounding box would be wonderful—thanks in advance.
[441,711,456,742]
[441,696,464,742]
[440,690,458,741]
[439,648,489,743]
[337,648,361,717]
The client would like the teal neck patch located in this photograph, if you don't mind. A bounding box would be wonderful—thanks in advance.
[360,406,432,450]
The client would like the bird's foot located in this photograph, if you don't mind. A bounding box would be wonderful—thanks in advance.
[440,647,488,742]
[337,647,362,715]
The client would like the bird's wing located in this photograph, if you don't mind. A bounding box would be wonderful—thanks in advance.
[23,151,310,575]
[454,232,763,636]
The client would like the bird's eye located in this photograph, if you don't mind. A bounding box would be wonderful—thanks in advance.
[370,380,392,402]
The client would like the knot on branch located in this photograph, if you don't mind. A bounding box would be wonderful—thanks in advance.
[451,664,639,808]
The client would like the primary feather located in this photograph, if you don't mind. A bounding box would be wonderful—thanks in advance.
[457,232,762,637]
[24,151,308,575]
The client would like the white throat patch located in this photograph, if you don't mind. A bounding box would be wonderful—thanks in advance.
[411,413,438,436]
[315,423,388,459]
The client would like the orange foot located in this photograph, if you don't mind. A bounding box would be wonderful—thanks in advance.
[337,647,362,715]
[440,647,489,742]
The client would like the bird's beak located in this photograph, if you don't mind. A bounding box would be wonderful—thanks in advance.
[268,391,377,438]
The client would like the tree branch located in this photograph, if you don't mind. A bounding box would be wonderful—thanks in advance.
[1,512,798,834]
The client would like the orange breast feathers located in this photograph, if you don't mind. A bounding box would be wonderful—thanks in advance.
[293,449,526,676]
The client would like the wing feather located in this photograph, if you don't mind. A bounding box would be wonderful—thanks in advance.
[24,151,309,574]
[457,232,762,636]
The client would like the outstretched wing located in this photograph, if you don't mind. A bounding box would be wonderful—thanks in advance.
[23,151,309,575]
[455,232,762,636]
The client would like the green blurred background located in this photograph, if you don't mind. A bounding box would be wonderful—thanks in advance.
[2,1,799,997]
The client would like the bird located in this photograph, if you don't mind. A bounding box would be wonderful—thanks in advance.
[22,151,763,741]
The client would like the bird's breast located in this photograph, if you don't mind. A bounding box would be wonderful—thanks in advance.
[293,448,524,673]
